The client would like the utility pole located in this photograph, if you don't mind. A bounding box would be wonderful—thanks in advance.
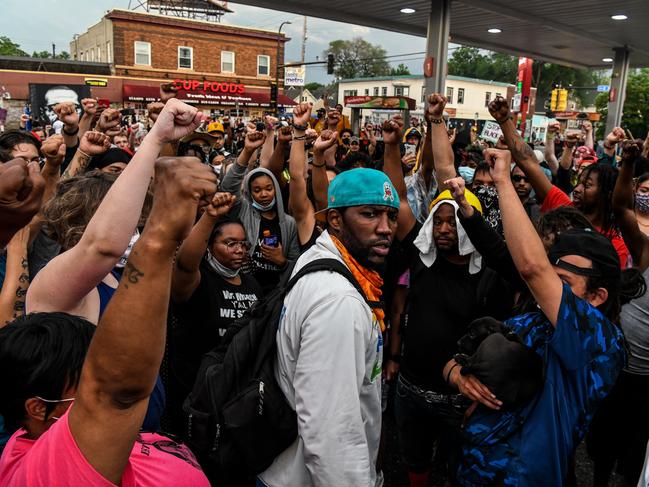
[300,16,307,99]
[52,43,56,58]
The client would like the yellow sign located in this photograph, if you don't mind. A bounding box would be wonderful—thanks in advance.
[85,78,108,87]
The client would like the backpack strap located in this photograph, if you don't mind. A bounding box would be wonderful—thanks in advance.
[286,258,382,310]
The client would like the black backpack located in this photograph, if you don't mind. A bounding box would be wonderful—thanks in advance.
[182,258,375,483]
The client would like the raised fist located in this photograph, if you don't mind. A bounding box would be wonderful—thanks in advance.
[547,120,561,134]
[444,176,467,203]
[264,115,279,130]
[204,192,237,219]
[244,131,266,151]
[327,110,341,130]
[79,131,111,156]
[147,157,218,243]
[621,139,642,163]
[605,127,626,146]
[160,83,179,103]
[483,148,512,184]
[488,96,511,124]
[313,129,338,154]
[581,120,593,133]
[53,102,79,127]
[277,125,293,143]
[305,128,318,144]
[382,115,404,146]
[292,102,312,127]
[20,113,30,124]
[97,108,122,137]
[41,134,66,166]
[147,102,165,123]
[148,98,203,144]
[81,98,98,117]
[0,159,45,241]
[425,93,447,121]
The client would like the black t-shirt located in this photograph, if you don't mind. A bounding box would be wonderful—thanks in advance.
[389,222,511,392]
[166,260,262,431]
[249,215,283,294]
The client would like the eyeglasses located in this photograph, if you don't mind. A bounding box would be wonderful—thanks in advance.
[217,240,251,251]
[35,396,76,404]
[511,175,528,183]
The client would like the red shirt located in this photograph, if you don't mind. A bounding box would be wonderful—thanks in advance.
[540,185,629,268]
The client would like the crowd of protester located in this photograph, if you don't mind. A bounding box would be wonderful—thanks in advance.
[0,80,648,487]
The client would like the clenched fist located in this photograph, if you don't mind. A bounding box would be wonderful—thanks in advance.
[79,131,111,157]
[488,96,511,124]
[313,129,338,154]
[97,108,122,137]
[81,98,98,118]
[160,83,179,103]
[147,102,165,123]
[53,102,79,128]
[148,98,203,144]
[292,102,312,127]
[244,131,266,151]
[382,115,404,146]
[425,93,447,121]
[41,134,66,166]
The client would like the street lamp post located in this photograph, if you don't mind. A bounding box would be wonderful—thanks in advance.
[274,21,291,115]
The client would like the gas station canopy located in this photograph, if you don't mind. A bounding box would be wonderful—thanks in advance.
[229,0,649,69]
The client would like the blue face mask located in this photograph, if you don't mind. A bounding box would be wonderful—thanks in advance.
[458,166,475,185]
[251,197,276,212]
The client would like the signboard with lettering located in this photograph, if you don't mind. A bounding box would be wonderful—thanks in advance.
[85,78,108,87]
[481,120,502,143]
[284,66,305,86]
[172,79,245,94]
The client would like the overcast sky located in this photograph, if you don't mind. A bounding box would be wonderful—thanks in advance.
[1,0,435,84]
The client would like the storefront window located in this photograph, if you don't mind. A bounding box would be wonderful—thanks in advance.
[134,41,151,66]
[458,88,465,104]
[178,46,193,69]
[222,51,235,73]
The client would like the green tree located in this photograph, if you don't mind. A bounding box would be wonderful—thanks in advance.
[595,68,649,140]
[390,63,411,76]
[304,82,324,92]
[57,51,71,60]
[32,50,52,59]
[0,36,28,57]
[323,38,390,80]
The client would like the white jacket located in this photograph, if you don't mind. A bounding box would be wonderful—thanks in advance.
[259,231,384,487]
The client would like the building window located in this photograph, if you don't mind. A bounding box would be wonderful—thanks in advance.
[446,87,454,104]
[178,46,193,69]
[394,86,409,96]
[343,89,358,97]
[381,86,387,96]
[373,87,379,96]
[134,41,151,66]
[221,51,235,73]
[90,48,94,62]
[106,41,111,63]
[257,55,270,76]
[364,88,370,95]
[457,88,465,104]
[421,86,426,102]
[485,92,491,107]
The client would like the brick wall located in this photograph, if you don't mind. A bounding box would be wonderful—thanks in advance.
[110,11,285,89]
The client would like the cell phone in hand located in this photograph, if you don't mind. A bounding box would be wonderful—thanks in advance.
[404,143,417,158]
[256,121,265,132]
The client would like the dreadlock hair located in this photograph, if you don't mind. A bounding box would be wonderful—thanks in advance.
[536,206,594,249]
[579,163,619,236]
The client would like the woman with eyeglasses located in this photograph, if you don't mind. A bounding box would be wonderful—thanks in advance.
[166,192,262,435]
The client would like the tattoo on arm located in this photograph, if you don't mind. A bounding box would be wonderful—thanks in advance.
[62,153,91,180]
[12,258,29,319]
[123,262,144,288]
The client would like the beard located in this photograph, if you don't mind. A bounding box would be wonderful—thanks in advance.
[338,224,387,272]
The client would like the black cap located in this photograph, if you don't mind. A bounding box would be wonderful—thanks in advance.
[548,228,620,280]
[88,148,132,171]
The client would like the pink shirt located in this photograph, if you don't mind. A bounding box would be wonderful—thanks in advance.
[0,409,209,486]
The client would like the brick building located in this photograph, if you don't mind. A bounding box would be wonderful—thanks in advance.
[66,8,294,116]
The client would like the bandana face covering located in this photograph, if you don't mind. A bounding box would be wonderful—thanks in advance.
[206,249,240,279]
[251,196,276,212]
[473,185,503,236]
[636,193,649,214]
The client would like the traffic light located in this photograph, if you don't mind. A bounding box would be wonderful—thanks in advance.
[550,89,559,111]
[557,89,568,111]
[327,54,335,75]
[269,82,278,108]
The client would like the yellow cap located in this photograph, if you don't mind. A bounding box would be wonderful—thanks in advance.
[429,189,483,214]
[207,121,225,134]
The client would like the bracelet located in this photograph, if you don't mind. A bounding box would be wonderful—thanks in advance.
[63,125,79,136]
[292,122,308,131]
[430,118,444,124]
[446,363,460,384]
[293,134,308,141]
[77,148,91,158]
[496,115,513,125]
[311,161,326,168]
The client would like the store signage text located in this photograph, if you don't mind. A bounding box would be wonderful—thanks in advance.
[172,79,245,94]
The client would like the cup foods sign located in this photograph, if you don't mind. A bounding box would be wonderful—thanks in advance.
[172,79,245,94]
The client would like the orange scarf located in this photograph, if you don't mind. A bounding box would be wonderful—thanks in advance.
[331,235,386,332]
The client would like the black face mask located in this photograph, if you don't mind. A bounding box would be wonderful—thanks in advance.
[342,138,351,146]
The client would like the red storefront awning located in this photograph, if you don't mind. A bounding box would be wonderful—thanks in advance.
[122,84,295,107]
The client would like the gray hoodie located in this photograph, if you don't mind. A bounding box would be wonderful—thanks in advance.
[220,164,300,265]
